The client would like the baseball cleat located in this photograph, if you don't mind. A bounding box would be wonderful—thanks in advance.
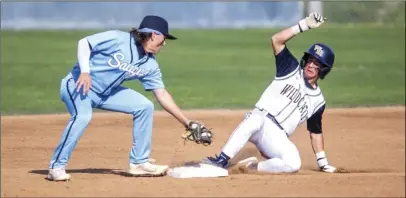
[128,162,169,177]
[202,153,230,168]
[47,168,71,181]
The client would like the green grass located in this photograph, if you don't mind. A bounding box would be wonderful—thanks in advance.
[1,24,405,115]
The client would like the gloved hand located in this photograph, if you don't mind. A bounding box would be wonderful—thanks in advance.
[182,120,213,146]
[297,12,326,32]
[305,12,326,29]
[320,164,337,173]
[316,152,337,173]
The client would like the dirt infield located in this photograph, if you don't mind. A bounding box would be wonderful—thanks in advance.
[1,107,405,197]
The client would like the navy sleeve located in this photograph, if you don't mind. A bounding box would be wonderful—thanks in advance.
[307,104,325,134]
[275,47,299,77]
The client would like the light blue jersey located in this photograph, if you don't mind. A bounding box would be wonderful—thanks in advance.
[71,30,164,95]
[49,30,165,169]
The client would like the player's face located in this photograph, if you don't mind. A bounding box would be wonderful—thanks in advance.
[304,56,322,79]
[145,33,166,54]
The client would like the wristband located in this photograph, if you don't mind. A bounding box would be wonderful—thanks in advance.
[316,151,328,167]
[291,19,310,35]
[290,25,301,35]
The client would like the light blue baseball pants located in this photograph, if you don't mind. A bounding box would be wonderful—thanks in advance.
[49,74,154,169]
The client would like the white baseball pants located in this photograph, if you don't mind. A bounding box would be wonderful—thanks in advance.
[222,108,301,173]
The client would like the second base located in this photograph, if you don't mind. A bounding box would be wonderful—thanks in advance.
[167,162,229,178]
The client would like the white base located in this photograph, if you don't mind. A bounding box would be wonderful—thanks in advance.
[167,162,229,178]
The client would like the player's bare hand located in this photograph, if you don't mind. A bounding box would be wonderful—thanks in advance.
[76,73,92,95]
[305,12,326,29]
[320,164,337,173]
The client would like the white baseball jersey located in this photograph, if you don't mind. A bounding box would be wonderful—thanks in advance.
[255,47,326,136]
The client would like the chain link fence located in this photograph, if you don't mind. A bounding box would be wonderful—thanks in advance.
[321,1,405,25]
[1,2,304,29]
[1,1,404,30]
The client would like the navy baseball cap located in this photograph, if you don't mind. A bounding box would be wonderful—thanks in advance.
[138,15,177,40]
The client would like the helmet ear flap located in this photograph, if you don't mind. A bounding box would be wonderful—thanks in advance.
[300,59,306,69]
[319,67,331,79]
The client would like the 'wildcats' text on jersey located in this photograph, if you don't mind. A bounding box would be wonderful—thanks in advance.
[279,84,308,120]
[255,47,326,136]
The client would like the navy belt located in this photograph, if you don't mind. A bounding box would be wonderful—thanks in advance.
[266,113,284,131]
[256,107,288,136]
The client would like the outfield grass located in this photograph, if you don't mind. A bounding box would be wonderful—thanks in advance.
[1,24,405,115]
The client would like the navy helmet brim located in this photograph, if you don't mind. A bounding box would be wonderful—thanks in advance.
[303,52,331,68]
[165,33,177,40]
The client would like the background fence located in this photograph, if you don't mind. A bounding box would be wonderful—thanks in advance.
[323,1,405,24]
[1,1,405,29]
[1,2,305,29]
[2,1,404,30]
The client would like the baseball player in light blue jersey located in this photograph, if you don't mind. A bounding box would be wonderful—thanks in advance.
[48,15,205,181]
[204,12,338,174]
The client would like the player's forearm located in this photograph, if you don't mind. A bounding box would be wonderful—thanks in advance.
[77,38,91,73]
[271,18,309,55]
[271,27,296,55]
[153,88,190,127]
[310,132,331,168]
[310,133,324,154]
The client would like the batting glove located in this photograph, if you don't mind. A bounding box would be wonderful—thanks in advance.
[320,164,337,173]
[316,151,336,173]
[293,12,326,34]
[305,12,326,29]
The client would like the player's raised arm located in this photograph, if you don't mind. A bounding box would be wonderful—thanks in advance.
[271,12,326,56]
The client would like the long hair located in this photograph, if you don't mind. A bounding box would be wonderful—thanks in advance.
[130,28,152,44]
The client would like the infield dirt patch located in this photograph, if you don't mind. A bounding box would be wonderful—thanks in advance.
[1,107,405,197]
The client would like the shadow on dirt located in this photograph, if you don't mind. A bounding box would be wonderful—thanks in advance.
[29,168,165,178]
[306,168,397,174]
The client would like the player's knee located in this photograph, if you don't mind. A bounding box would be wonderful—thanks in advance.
[285,157,301,173]
[141,100,154,112]
[132,100,154,114]
[75,113,92,125]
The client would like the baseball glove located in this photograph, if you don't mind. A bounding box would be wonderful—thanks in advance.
[182,120,213,146]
